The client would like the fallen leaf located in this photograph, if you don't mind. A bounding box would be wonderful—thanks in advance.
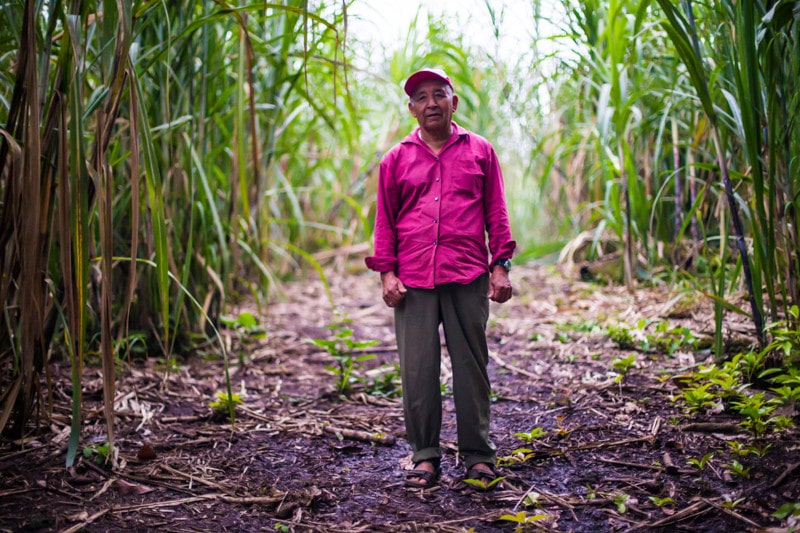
[114,478,154,496]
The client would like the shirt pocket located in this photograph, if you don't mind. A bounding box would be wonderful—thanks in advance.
[448,157,485,198]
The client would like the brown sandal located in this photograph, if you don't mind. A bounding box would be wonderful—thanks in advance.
[465,463,500,491]
[404,460,441,489]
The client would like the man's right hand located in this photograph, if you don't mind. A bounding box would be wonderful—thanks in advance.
[380,272,407,307]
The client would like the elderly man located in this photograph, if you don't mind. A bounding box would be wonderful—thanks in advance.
[366,68,515,489]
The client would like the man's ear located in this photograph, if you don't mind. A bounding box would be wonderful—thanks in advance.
[452,94,458,111]
[407,101,416,117]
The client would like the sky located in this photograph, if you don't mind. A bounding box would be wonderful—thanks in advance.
[346,0,540,62]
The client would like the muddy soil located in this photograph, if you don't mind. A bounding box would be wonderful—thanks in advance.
[1,264,797,532]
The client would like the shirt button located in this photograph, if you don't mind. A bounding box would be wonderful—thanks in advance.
[434,197,438,201]
[436,178,440,182]
[433,241,437,245]
[434,219,438,223]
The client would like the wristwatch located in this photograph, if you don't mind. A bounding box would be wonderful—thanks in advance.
[493,258,512,271]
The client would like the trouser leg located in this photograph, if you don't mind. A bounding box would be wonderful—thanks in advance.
[394,287,442,464]
[440,275,495,469]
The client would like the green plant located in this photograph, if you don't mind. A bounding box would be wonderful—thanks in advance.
[647,321,698,355]
[497,448,536,467]
[520,491,542,508]
[762,305,800,362]
[729,392,777,437]
[679,383,718,412]
[513,427,547,443]
[557,319,602,334]
[155,357,181,373]
[723,460,750,479]
[612,354,636,383]
[721,496,746,509]
[312,313,378,396]
[687,452,714,470]
[607,324,636,350]
[609,492,630,514]
[555,331,572,344]
[648,496,675,507]
[498,511,548,531]
[220,311,267,339]
[363,364,402,398]
[727,441,771,458]
[774,502,800,520]
[731,350,769,384]
[769,415,794,432]
[704,363,747,399]
[463,474,505,492]
[82,442,115,465]
[209,391,243,417]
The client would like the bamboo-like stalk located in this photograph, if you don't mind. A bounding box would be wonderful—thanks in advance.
[655,0,765,344]
[0,0,349,450]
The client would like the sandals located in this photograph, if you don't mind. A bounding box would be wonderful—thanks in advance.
[404,459,441,489]
[465,463,501,492]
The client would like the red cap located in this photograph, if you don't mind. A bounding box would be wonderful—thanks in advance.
[403,68,453,96]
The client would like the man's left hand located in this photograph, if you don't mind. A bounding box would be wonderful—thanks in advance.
[489,266,512,303]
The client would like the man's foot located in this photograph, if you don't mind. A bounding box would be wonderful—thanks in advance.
[465,462,500,491]
[404,459,440,489]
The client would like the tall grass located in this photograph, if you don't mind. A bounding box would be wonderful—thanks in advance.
[538,0,799,353]
[0,0,354,462]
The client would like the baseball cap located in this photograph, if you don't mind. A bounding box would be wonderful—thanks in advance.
[403,68,453,96]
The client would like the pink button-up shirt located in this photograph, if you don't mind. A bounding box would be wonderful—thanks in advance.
[365,122,516,289]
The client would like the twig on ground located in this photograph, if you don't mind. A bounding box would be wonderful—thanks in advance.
[159,464,234,494]
[770,461,800,489]
[489,350,542,383]
[703,498,763,529]
[533,435,655,457]
[682,422,742,434]
[322,424,396,445]
[61,509,110,533]
[629,500,712,530]
[597,457,663,471]
[514,483,579,523]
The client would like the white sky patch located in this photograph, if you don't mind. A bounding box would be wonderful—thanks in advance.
[347,0,540,61]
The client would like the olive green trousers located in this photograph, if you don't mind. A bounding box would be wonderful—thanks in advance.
[394,274,496,470]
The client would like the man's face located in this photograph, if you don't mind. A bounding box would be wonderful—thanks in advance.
[407,80,458,133]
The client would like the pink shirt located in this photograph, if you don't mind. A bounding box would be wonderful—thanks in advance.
[365,122,516,288]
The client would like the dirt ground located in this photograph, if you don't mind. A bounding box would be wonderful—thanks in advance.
[1,263,798,532]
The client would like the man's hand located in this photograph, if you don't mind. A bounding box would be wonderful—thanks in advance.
[488,266,512,303]
[381,271,407,307]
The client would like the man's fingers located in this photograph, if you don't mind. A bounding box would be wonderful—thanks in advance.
[489,284,512,303]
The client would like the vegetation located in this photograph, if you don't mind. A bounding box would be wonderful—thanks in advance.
[0,0,353,465]
[310,311,379,396]
[1,0,798,497]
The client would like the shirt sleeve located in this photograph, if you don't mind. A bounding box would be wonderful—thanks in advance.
[483,143,516,263]
[365,152,400,273]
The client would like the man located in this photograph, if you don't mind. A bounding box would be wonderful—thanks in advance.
[365,68,516,490]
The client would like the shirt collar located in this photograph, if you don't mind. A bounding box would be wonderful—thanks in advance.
[402,121,467,145]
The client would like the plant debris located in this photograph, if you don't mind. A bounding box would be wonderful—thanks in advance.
[1,264,798,532]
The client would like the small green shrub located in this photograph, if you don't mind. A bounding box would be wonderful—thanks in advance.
[312,312,378,396]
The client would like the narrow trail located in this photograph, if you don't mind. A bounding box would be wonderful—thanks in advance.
[1,263,795,532]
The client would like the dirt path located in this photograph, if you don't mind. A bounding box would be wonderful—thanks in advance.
[1,264,796,532]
